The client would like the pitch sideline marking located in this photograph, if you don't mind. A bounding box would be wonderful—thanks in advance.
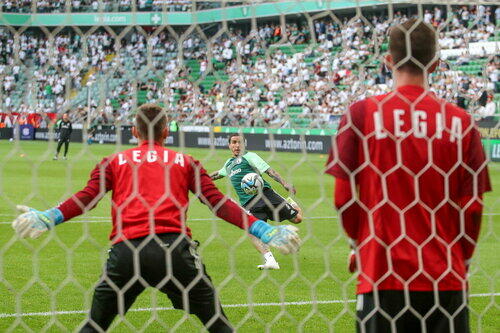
[0,293,498,318]
[1,212,499,222]
[2,216,337,224]
[1,213,500,224]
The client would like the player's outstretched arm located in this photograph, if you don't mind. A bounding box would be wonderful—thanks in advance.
[209,171,224,180]
[265,168,296,195]
[11,158,112,239]
[245,152,296,194]
[12,205,64,239]
[248,220,301,255]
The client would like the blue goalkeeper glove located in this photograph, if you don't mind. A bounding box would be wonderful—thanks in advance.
[249,220,301,254]
[12,205,64,239]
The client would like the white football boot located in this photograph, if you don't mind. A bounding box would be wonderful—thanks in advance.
[257,258,280,270]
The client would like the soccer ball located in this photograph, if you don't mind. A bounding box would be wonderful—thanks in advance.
[241,173,264,195]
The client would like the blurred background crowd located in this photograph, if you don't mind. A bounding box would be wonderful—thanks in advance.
[0,3,498,129]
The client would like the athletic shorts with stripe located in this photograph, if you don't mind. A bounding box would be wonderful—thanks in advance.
[79,233,233,332]
[244,187,298,222]
[356,290,469,333]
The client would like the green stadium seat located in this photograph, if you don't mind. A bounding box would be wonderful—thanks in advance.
[287,106,303,114]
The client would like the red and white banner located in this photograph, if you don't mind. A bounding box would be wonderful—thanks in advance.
[0,113,57,128]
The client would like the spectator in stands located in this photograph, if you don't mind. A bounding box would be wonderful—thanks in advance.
[477,93,497,118]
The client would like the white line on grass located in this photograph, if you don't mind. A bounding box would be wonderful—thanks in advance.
[0,216,338,224]
[1,213,499,223]
[0,293,498,318]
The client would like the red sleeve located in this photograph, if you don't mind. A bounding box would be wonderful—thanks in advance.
[461,124,492,197]
[334,177,362,240]
[459,195,483,261]
[325,101,364,179]
[188,157,258,230]
[457,120,489,262]
[57,157,113,221]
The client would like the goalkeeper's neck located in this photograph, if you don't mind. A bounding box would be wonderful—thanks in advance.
[393,70,430,90]
[392,60,439,91]
[132,126,168,147]
[137,139,165,147]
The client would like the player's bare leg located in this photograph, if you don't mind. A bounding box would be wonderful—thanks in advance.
[249,235,280,270]
[286,197,303,224]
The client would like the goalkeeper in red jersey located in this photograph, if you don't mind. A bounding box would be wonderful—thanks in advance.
[326,19,491,333]
[12,104,301,332]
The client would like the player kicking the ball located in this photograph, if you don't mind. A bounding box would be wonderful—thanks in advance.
[210,134,302,270]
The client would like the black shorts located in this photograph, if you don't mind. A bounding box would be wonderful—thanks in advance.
[356,290,469,333]
[80,233,232,332]
[244,187,298,222]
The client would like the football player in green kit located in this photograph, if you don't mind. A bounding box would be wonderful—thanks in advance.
[210,134,302,270]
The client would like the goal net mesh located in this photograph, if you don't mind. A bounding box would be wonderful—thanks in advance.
[0,0,498,331]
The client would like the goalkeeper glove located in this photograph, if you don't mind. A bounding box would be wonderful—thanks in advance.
[12,205,64,239]
[249,220,301,254]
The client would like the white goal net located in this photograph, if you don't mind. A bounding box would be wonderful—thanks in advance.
[0,0,498,332]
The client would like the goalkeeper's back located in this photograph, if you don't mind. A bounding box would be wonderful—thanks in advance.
[99,143,199,243]
[328,86,491,293]
[326,18,492,295]
[56,104,260,244]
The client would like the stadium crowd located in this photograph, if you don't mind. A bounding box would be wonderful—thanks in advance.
[0,5,498,128]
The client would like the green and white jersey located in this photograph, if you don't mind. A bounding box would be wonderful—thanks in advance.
[218,152,272,205]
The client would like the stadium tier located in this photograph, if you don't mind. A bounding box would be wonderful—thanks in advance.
[0,2,498,130]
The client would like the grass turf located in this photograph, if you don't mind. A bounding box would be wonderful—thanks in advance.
[0,141,498,332]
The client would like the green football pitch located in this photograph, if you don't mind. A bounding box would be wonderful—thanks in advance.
[0,141,498,332]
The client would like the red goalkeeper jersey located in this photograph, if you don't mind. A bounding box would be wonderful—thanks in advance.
[326,85,491,294]
[58,141,257,243]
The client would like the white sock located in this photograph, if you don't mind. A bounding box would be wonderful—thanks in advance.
[263,251,276,263]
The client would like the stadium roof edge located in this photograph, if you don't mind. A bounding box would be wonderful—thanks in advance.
[0,0,407,26]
